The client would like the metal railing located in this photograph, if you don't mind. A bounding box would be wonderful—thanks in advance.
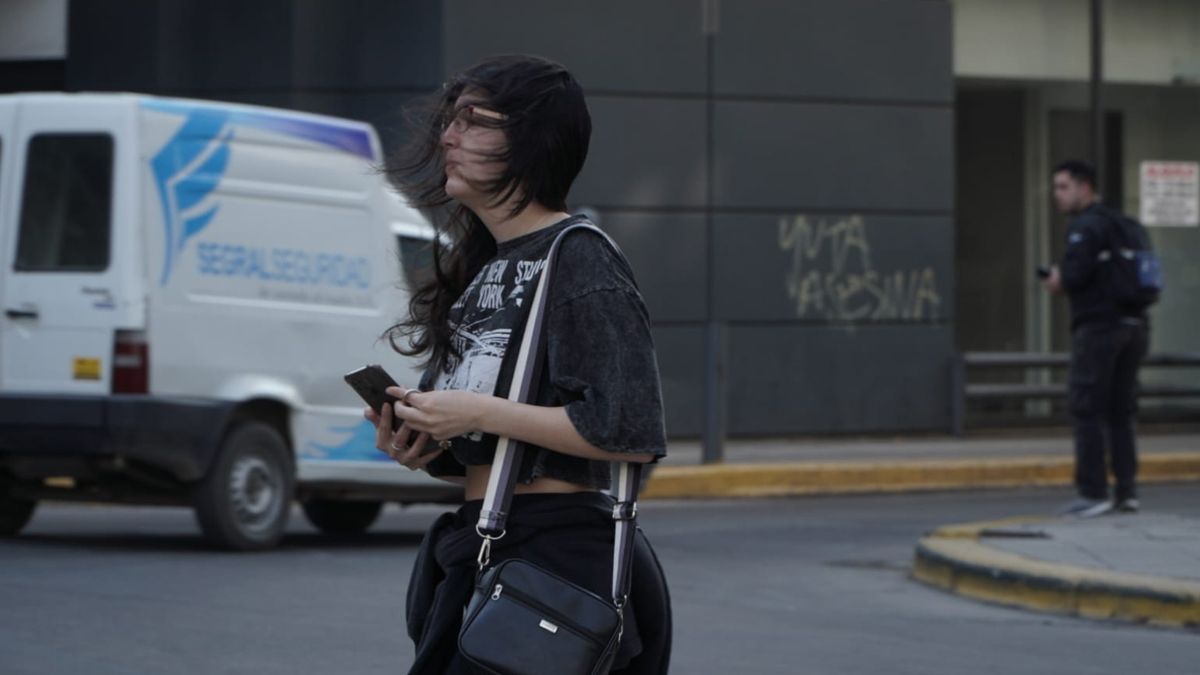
[950,351,1200,435]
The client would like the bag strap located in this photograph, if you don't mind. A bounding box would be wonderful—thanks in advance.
[1095,206,1151,259]
[474,221,643,607]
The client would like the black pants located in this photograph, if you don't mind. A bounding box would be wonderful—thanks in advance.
[1069,319,1149,501]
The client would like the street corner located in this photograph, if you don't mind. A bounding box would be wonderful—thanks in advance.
[911,512,1200,629]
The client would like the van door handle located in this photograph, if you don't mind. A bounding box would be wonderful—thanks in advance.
[5,308,38,320]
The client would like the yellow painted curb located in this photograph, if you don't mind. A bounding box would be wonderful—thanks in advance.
[641,452,1200,500]
[911,520,1200,628]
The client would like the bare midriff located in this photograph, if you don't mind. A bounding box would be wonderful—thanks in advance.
[465,464,592,502]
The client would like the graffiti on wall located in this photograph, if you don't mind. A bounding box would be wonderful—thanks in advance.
[777,214,941,322]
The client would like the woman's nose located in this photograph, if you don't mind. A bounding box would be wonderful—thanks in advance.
[440,123,458,148]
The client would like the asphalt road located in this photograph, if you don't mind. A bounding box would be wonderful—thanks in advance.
[2,485,1198,675]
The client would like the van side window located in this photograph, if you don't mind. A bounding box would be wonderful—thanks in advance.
[15,133,114,272]
[396,235,434,290]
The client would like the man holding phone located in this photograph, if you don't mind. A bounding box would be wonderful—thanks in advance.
[1041,160,1150,518]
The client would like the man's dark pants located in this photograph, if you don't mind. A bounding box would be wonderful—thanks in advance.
[1069,319,1149,501]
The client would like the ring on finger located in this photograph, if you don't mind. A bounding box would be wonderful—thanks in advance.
[401,388,418,406]
[438,439,452,451]
[390,440,407,452]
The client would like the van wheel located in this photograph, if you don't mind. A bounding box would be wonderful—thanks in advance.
[301,499,383,535]
[193,422,293,551]
[0,484,36,536]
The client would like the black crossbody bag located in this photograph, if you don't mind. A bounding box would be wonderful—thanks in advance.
[458,223,644,675]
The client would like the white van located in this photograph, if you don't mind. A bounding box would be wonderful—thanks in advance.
[0,93,456,549]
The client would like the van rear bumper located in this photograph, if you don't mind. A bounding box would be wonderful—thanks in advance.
[0,394,234,483]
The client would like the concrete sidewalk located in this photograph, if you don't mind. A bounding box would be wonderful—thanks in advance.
[643,430,1200,499]
[648,429,1200,624]
[912,511,1200,628]
[643,430,1200,628]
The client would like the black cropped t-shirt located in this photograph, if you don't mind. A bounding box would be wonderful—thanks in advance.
[418,216,667,489]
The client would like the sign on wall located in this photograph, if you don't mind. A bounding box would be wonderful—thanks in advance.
[1139,161,1199,227]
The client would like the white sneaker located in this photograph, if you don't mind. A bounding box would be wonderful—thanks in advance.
[1114,498,1140,513]
[1060,497,1113,518]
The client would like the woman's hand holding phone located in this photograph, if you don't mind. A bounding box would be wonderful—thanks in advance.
[365,398,443,471]
[350,364,487,471]
[388,388,485,440]
[346,364,444,470]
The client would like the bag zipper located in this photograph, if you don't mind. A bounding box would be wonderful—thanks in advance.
[488,583,613,647]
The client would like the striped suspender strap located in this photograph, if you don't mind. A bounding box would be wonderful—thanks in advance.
[475,222,644,606]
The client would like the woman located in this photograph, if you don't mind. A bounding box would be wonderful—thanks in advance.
[365,54,671,674]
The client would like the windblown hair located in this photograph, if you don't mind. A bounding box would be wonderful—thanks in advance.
[382,54,592,373]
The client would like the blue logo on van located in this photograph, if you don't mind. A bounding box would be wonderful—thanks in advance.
[148,108,233,286]
[304,421,392,463]
[142,99,377,285]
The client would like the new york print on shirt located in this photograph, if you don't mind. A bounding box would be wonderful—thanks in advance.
[435,256,547,406]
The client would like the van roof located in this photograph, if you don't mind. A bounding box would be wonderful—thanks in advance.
[1,91,427,224]
[1,91,383,161]
[0,91,376,134]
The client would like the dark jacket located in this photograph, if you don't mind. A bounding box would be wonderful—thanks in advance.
[1060,203,1144,329]
[406,492,672,674]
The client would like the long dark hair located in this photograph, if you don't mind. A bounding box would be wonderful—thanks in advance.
[383,55,592,373]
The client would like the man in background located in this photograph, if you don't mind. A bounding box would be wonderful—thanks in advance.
[1042,160,1150,517]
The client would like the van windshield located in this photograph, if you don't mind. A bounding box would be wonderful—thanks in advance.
[16,133,114,272]
[396,234,434,290]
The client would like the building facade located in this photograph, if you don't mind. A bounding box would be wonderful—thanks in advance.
[1,0,1195,438]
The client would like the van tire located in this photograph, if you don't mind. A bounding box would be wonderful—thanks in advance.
[193,422,293,551]
[0,488,36,536]
[301,499,383,535]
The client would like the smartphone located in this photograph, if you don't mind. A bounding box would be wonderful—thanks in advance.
[344,365,440,454]
[1035,265,1051,280]
[344,364,402,430]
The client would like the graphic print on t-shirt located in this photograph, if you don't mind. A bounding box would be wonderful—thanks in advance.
[434,256,548,428]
